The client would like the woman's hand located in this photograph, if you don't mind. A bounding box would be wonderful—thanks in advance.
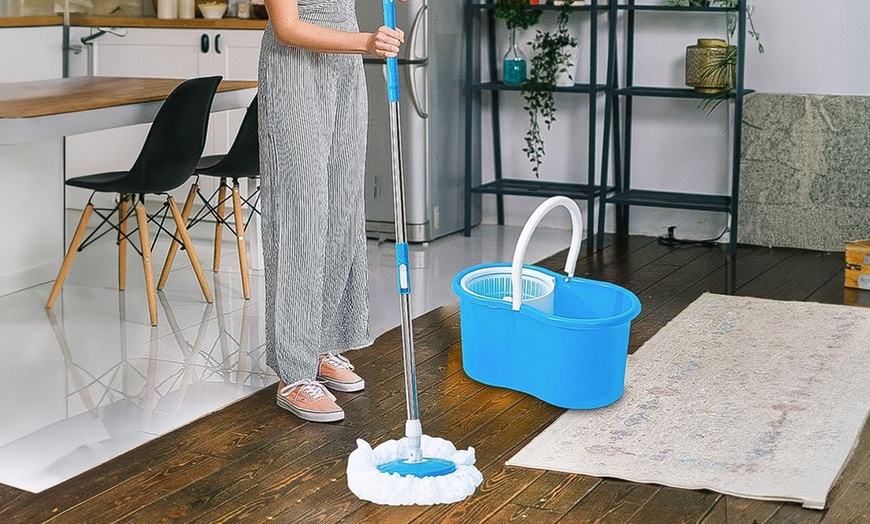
[367,26,405,58]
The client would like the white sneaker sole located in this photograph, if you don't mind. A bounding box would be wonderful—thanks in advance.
[276,396,345,423]
[317,376,365,393]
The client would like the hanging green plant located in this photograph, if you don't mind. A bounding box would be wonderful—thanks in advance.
[521,3,577,177]
[493,0,542,31]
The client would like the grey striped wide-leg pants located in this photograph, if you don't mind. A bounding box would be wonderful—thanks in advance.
[258,26,372,385]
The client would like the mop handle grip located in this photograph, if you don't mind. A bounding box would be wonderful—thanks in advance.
[396,243,411,295]
[382,0,399,103]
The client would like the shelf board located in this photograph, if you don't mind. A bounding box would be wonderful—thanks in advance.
[614,86,754,99]
[471,179,604,199]
[607,189,731,212]
[615,4,736,12]
[472,2,599,12]
[473,82,606,93]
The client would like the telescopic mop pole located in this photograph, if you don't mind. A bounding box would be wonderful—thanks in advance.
[383,0,423,463]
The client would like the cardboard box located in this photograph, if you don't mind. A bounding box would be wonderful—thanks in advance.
[845,240,870,290]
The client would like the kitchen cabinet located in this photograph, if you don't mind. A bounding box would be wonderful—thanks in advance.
[65,27,262,209]
[0,25,63,82]
[0,24,65,295]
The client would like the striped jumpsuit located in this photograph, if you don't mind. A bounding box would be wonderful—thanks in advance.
[258,0,372,385]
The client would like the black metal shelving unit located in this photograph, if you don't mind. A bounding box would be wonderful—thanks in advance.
[463,0,608,250]
[598,0,750,256]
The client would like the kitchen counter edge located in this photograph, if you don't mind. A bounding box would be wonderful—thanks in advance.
[0,15,266,29]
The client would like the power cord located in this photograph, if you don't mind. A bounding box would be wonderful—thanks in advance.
[657,226,729,248]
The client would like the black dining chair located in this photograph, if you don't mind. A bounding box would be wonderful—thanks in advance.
[45,75,223,326]
[158,95,260,300]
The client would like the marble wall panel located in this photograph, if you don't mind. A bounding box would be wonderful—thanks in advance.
[740,93,870,251]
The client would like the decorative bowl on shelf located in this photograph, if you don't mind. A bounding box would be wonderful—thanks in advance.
[197,2,227,19]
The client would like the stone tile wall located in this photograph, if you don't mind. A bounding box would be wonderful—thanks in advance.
[739,93,870,251]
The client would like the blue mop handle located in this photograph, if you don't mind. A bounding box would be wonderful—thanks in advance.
[382,0,399,103]
[383,0,408,295]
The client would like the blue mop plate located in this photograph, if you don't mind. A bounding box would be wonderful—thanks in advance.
[377,457,457,478]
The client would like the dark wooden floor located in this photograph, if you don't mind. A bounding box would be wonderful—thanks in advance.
[2,235,869,523]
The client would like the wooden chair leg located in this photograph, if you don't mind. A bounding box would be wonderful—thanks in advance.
[214,178,228,272]
[168,196,213,304]
[158,182,198,290]
[46,204,94,309]
[118,194,128,291]
[231,181,251,300]
[136,200,159,326]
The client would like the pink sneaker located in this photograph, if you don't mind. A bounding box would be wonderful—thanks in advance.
[317,352,365,392]
[276,380,344,422]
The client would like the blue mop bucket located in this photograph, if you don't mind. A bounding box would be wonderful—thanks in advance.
[452,197,641,409]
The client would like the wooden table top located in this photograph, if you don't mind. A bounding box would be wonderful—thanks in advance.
[0,15,266,29]
[0,76,257,119]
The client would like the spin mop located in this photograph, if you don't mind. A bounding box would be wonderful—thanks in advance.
[345,0,483,506]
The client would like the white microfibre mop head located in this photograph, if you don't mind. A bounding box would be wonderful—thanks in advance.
[347,435,484,505]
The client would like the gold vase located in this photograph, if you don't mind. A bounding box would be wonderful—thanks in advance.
[685,38,736,93]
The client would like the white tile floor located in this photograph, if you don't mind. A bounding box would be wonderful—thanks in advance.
[0,211,573,493]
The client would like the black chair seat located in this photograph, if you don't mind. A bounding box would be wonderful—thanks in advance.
[196,155,224,172]
[65,171,154,194]
[195,154,259,179]
[197,160,261,179]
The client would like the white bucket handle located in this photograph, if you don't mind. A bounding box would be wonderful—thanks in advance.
[510,196,583,312]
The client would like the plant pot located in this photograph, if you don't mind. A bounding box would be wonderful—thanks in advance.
[502,27,527,85]
[685,38,736,93]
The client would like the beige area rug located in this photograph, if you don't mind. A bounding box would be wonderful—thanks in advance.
[506,293,870,509]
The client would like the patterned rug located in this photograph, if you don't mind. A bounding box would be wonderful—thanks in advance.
[506,293,870,509]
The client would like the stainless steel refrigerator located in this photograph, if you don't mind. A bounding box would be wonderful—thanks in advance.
[358,0,480,242]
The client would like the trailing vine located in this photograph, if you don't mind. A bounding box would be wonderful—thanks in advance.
[521,3,577,177]
[666,0,762,52]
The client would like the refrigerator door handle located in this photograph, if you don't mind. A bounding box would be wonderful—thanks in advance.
[407,3,427,62]
[406,3,429,119]
[407,62,428,119]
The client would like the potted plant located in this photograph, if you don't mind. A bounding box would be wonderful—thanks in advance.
[494,0,542,84]
[667,0,763,109]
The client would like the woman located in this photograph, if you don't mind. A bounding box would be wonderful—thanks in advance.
[259,0,405,422]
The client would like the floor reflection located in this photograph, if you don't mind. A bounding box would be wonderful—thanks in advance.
[0,219,571,492]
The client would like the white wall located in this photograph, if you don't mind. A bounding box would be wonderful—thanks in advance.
[480,0,870,241]
[746,0,870,96]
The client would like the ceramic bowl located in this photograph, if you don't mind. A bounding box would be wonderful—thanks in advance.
[197,2,227,19]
